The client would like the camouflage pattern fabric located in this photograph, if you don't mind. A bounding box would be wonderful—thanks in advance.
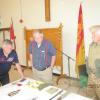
[87,43,100,100]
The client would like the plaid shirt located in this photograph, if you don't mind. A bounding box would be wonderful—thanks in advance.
[29,39,56,71]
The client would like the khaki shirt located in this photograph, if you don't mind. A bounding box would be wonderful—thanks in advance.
[88,42,100,77]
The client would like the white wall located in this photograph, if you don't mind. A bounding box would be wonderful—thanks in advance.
[0,0,100,78]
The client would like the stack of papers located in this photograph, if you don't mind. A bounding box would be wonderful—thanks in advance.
[37,86,68,100]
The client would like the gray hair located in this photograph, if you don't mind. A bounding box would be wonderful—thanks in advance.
[3,39,12,45]
[90,25,100,33]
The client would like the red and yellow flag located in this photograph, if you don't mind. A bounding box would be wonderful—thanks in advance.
[76,4,85,76]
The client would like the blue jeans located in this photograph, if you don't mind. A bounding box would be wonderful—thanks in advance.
[0,73,9,86]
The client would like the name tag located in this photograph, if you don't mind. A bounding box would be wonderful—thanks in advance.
[41,51,45,59]
[41,50,45,53]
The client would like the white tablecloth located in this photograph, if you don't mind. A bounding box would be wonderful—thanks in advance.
[0,78,92,100]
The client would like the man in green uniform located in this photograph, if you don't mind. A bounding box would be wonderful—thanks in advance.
[87,25,100,100]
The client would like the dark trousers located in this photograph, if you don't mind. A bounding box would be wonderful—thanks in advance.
[0,73,9,86]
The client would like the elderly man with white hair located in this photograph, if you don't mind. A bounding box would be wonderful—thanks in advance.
[29,29,56,84]
[87,25,100,100]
